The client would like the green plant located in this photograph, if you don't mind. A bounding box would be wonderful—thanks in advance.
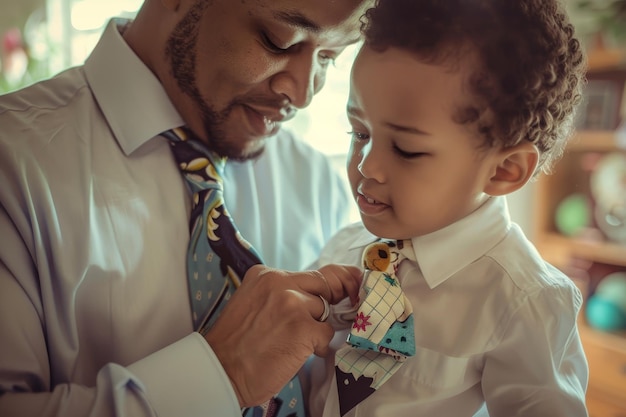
[577,0,626,42]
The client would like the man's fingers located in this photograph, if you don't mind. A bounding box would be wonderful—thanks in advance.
[295,265,363,304]
[208,265,355,407]
[284,289,330,323]
[294,270,334,301]
[310,320,335,357]
[316,294,330,322]
[321,264,362,305]
[310,270,332,301]
[247,266,355,322]
[321,264,362,306]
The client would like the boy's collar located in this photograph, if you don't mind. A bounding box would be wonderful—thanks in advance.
[348,197,512,289]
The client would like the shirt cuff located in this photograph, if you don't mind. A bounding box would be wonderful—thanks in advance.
[128,333,240,417]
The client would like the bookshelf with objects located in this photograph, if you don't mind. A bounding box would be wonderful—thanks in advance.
[532,47,626,417]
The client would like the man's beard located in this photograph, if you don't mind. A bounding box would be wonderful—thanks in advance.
[164,1,265,161]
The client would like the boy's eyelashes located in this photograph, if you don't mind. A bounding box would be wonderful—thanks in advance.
[347,130,369,141]
[318,53,337,66]
[393,144,427,159]
[347,131,427,159]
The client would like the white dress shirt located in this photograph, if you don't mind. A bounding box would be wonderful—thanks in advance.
[0,19,351,417]
[308,197,589,417]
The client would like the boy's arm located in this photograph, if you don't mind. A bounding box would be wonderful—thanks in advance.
[480,285,588,417]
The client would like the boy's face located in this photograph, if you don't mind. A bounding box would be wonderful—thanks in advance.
[346,46,502,240]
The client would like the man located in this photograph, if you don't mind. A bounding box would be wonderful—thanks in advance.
[0,0,371,415]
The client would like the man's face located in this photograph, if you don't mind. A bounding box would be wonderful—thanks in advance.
[164,0,368,160]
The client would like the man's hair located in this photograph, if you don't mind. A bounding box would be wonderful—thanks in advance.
[361,0,586,174]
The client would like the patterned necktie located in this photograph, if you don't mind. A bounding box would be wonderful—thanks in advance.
[334,239,416,416]
[162,126,304,417]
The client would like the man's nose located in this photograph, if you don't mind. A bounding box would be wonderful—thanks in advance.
[270,54,325,109]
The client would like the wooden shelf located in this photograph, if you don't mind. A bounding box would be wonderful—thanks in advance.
[533,66,626,417]
[569,131,625,152]
[533,44,626,417]
[534,128,625,270]
[538,233,626,268]
[580,319,626,350]
[579,320,626,415]
[587,48,626,72]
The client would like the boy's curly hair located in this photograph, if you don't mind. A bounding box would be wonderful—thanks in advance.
[362,0,586,174]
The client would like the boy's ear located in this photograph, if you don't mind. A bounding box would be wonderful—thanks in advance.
[484,142,539,196]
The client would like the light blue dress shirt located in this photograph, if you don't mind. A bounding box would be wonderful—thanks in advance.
[224,135,352,272]
[0,19,352,417]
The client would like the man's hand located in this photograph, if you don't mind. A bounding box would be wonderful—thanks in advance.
[203,264,362,408]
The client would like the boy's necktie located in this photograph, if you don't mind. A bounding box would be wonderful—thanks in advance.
[334,239,416,416]
[162,126,304,417]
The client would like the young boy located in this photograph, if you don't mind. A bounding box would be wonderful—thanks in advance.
[307,0,588,416]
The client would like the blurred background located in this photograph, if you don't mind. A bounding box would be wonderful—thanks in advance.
[0,1,625,415]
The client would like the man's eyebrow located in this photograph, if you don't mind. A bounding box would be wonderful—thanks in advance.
[273,10,321,33]
[272,10,362,45]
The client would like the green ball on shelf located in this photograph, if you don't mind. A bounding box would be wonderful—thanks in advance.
[554,193,590,236]
[594,272,626,313]
[585,295,626,331]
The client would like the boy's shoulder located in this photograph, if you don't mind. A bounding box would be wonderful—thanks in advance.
[485,224,583,306]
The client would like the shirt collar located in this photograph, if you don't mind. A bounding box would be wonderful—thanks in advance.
[348,196,512,289]
[84,19,184,155]
[414,196,511,288]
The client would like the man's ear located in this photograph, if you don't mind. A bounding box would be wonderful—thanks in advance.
[484,142,539,196]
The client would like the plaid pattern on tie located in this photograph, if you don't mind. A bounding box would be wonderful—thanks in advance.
[334,239,416,416]
[163,126,304,417]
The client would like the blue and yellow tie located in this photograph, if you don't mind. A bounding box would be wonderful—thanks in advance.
[163,126,304,417]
